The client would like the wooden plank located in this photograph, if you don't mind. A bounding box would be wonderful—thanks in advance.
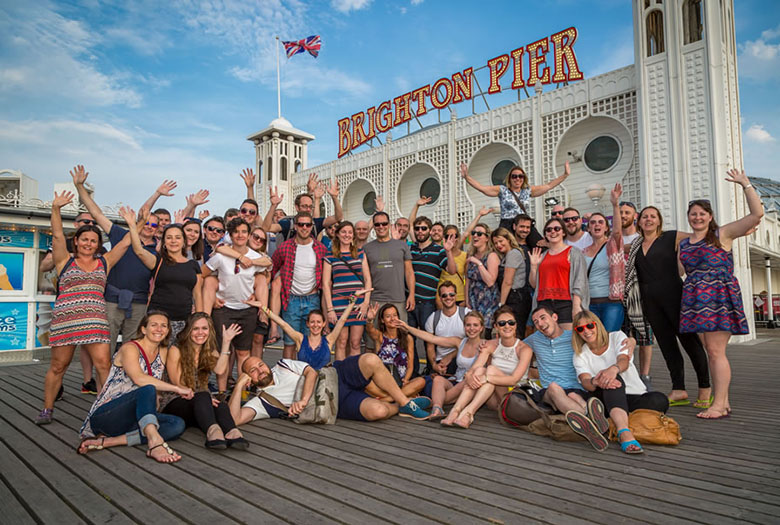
[0,476,36,525]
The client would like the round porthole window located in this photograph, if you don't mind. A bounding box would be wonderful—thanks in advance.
[491,160,517,185]
[584,135,621,173]
[362,191,377,215]
[420,178,440,204]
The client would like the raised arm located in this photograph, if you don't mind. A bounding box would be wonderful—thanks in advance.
[250,301,303,348]
[140,179,178,216]
[70,165,113,233]
[609,183,624,245]
[460,162,500,197]
[228,373,257,425]
[395,319,461,348]
[240,168,256,201]
[50,191,74,271]
[214,324,242,376]
[117,206,156,269]
[261,186,284,233]
[408,196,432,227]
[719,169,765,245]
[531,161,570,198]
[322,178,343,228]
[326,289,372,346]
[528,247,543,289]
[364,302,383,348]
[182,190,210,220]
[458,206,494,251]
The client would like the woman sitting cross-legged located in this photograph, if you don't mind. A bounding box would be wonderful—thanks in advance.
[161,313,249,450]
[439,306,533,428]
[395,311,485,420]
[364,303,427,400]
[571,310,669,454]
[78,311,193,463]
[246,288,372,370]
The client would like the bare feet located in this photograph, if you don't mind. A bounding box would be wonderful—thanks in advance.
[453,410,474,429]
[440,407,460,426]
[667,390,689,402]
[147,442,181,463]
[696,407,730,419]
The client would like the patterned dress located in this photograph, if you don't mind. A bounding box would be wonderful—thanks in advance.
[49,256,110,346]
[377,335,407,382]
[679,238,748,335]
[325,251,366,327]
[467,253,500,328]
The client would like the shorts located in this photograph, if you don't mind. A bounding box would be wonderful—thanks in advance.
[421,375,434,398]
[531,386,588,407]
[212,306,257,351]
[333,356,371,421]
[281,293,321,346]
[537,299,573,324]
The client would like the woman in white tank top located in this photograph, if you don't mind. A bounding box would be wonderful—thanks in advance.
[440,306,533,429]
[398,311,486,420]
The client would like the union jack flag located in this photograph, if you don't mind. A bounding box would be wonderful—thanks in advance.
[282,35,321,59]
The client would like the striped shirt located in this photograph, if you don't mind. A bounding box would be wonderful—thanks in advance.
[523,329,580,390]
[410,242,448,301]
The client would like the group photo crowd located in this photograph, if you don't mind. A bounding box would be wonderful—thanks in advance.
[35,160,763,463]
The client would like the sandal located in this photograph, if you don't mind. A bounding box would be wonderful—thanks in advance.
[617,428,644,454]
[693,395,714,409]
[668,398,690,407]
[453,411,474,429]
[440,407,460,427]
[77,436,105,455]
[428,406,445,421]
[146,442,181,463]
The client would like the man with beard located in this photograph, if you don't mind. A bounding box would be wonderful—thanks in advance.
[562,207,593,250]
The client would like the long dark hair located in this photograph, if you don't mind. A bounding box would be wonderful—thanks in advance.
[377,303,409,356]
[72,225,102,256]
[688,199,721,248]
[133,310,171,347]
[183,220,204,261]
[332,221,358,258]
[160,224,186,264]
[175,313,218,390]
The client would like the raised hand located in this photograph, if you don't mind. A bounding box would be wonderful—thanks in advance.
[365,302,379,322]
[725,168,749,187]
[270,186,283,206]
[374,195,385,212]
[137,205,150,223]
[191,189,209,206]
[118,205,137,224]
[610,182,623,206]
[443,234,455,251]
[53,191,74,209]
[312,182,325,200]
[459,162,469,179]
[223,323,243,343]
[478,206,494,217]
[529,247,543,266]
[157,180,177,197]
[390,224,401,240]
[240,168,255,188]
[198,209,210,221]
[173,209,185,224]
[327,178,339,197]
[69,165,88,186]
[307,173,319,193]
[417,196,432,207]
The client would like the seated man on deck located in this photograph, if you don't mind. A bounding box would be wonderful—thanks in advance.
[227,354,432,425]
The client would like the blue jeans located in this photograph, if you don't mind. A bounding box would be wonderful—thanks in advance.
[89,385,185,446]
[281,293,321,346]
[590,301,625,332]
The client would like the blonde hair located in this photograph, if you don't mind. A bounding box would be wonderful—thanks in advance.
[468,223,494,257]
[503,165,529,190]
[571,310,609,355]
[490,227,519,251]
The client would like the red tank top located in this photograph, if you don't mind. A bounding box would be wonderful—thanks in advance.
[537,247,572,301]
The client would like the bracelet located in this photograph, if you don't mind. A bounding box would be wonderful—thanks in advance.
[221,351,230,356]
[327,308,335,312]
[744,184,753,190]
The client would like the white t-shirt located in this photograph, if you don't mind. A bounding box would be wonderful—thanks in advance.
[565,231,593,250]
[573,331,646,395]
[291,242,317,296]
[205,248,264,310]
[424,307,471,360]
[243,359,309,420]
[622,232,640,245]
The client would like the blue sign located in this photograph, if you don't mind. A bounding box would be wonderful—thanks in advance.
[0,229,35,248]
[0,302,28,350]
[0,252,24,291]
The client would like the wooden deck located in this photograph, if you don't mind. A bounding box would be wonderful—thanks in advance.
[1,333,779,525]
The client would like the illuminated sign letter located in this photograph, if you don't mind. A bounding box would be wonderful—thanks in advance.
[393,92,413,127]
[411,85,430,117]
[365,106,377,141]
[551,27,584,82]
[351,111,369,149]
[527,37,551,85]
[430,78,453,109]
[451,67,473,103]
[375,100,393,132]
[510,47,525,89]
[338,117,352,158]
[487,54,509,94]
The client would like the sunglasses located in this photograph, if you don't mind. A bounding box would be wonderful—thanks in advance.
[206,226,225,234]
[575,322,596,333]
[562,216,580,223]
[688,199,711,208]
[414,226,429,231]
[76,219,96,225]
[296,222,313,228]
[496,319,517,327]
[510,173,526,180]
[440,292,456,298]
[374,221,389,227]
[251,234,266,242]
[145,221,159,228]
[619,201,637,210]
[545,226,562,233]
[551,211,563,216]
[240,208,257,215]
[472,231,487,237]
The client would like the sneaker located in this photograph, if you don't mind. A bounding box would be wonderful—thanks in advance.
[586,397,609,435]
[55,385,64,401]
[565,411,609,452]
[399,400,430,420]
[35,408,53,425]
[81,378,98,395]
[640,374,653,391]
[410,396,432,410]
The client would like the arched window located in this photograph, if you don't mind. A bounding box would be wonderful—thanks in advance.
[363,191,377,215]
[267,157,273,181]
[280,157,288,181]
[646,10,665,56]
[258,161,263,182]
[419,177,441,204]
[294,160,302,173]
[683,0,703,45]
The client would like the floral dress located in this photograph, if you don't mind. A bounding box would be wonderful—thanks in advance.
[467,253,500,328]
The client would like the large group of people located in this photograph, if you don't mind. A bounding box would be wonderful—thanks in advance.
[35,161,762,462]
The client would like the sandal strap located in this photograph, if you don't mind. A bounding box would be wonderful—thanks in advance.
[617,428,631,436]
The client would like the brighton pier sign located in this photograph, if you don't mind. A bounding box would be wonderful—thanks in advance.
[337,27,584,157]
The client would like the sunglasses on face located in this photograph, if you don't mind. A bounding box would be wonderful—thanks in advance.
[545,226,562,233]
[206,226,225,234]
[414,226,429,232]
[510,173,525,180]
[251,234,266,242]
[472,231,487,237]
[76,219,96,225]
[374,221,389,227]
[551,211,563,216]
[496,319,517,327]
[296,222,313,228]
[563,216,580,223]
[440,292,456,298]
[145,221,158,228]
[575,322,596,333]
[240,208,257,215]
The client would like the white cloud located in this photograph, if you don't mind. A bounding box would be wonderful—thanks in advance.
[331,0,372,13]
[411,0,424,5]
[738,24,780,82]
[0,119,142,150]
[745,124,776,144]
[104,27,168,56]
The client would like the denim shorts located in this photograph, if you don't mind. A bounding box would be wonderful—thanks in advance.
[281,293,321,346]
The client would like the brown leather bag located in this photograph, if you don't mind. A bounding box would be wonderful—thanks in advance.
[608,409,682,445]
[498,387,584,442]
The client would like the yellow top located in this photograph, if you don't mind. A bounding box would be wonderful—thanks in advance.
[438,251,467,302]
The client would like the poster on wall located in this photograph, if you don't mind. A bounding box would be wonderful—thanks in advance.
[0,302,28,350]
[0,252,24,291]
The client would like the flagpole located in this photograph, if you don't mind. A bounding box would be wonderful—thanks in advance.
[276,36,281,119]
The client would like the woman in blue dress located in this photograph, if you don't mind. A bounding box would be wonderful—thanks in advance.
[680,169,763,419]
[464,222,500,334]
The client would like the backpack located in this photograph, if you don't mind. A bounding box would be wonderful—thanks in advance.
[432,306,467,336]
[293,367,339,425]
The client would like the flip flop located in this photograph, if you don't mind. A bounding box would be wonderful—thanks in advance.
[77,436,105,455]
[693,395,714,409]
[147,442,181,463]
[428,406,445,421]
[668,398,691,407]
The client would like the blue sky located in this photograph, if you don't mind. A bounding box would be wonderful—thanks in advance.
[1,0,778,216]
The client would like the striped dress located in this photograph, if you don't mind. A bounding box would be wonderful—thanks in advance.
[325,251,365,327]
[49,256,110,346]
